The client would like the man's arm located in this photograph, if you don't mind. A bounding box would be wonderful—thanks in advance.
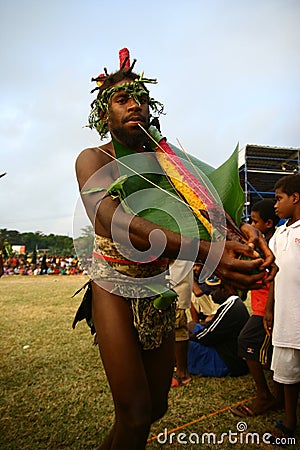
[76,147,274,290]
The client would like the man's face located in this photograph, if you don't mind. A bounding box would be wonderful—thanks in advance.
[106,79,150,148]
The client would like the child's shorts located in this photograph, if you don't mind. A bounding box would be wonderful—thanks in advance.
[271,347,300,384]
[238,315,273,367]
[175,308,189,342]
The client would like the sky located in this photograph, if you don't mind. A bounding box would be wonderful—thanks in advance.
[1,0,299,238]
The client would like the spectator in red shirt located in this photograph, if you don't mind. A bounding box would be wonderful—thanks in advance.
[231,199,283,417]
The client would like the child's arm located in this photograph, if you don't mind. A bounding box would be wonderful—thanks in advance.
[192,279,204,297]
[263,280,275,336]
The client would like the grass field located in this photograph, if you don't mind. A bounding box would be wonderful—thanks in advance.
[0,276,298,449]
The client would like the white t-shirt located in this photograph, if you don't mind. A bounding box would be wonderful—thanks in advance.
[269,219,300,349]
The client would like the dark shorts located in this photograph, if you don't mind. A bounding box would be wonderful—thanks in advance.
[238,315,273,367]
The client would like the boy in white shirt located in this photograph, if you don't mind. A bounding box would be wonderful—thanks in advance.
[264,173,300,444]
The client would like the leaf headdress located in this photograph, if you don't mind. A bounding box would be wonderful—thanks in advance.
[88,48,164,139]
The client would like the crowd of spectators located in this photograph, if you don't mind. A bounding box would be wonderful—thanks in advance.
[2,251,89,276]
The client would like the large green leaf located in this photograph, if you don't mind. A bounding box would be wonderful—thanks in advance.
[112,138,210,240]
[207,144,244,225]
[111,137,244,240]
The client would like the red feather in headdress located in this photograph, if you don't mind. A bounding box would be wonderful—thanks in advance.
[119,48,130,69]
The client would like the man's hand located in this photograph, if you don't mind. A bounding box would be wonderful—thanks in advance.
[211,240,273,290]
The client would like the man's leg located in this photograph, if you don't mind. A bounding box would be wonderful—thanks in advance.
[92,282,153,450]
[142,331,175,422]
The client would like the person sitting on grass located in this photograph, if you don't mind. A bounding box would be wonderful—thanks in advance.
[188,277,249,378]
[190,263,219,325]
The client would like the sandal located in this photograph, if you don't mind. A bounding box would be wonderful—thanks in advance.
[171,373,191,388]
[266,421,296,447]
[230,403,256,417]
[230,396,281,417]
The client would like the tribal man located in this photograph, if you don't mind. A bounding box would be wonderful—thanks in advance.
[74,48,275,449]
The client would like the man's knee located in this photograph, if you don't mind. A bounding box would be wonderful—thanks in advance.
[117,400,168,429]
[117,397,152,431]
[116,388,169,428]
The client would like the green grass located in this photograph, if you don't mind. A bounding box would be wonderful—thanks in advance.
[0,276,298,449]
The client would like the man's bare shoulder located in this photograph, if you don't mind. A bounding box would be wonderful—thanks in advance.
[75,142,116,187]
[76,142,114,166]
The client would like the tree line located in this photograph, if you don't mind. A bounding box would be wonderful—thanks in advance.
[0,226,95,257]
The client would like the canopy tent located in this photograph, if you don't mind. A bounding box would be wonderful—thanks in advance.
[238,144,300,220]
